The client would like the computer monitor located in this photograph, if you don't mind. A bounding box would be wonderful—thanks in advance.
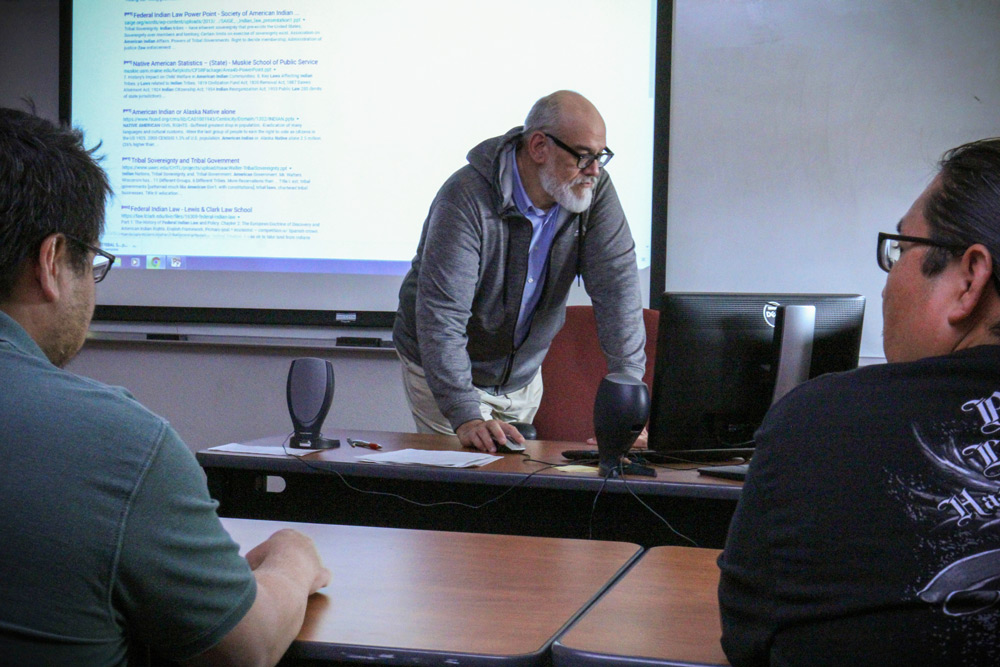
[647,292,865,459]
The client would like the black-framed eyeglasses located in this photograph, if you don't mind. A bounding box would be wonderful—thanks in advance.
[65,234,116,283]
[876,232,968,273]
[544,133,614,170]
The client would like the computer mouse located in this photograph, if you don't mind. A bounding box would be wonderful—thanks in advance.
[493,440,526,454]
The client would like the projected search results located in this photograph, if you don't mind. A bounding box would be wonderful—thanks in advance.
[72,1,654,277]
[80,3,340,272]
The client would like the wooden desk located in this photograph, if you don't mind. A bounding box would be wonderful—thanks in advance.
[199,431,742,548]
[220,517,642,666]
[552,546,729,667]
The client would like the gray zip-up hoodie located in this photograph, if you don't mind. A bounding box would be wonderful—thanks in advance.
[393,127,646,430]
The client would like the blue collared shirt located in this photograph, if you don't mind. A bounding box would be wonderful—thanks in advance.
[510,151,561,347]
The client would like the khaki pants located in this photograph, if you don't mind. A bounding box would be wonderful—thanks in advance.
[397,352,543,434]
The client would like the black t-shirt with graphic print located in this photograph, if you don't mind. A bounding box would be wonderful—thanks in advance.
[718,345,1000,667]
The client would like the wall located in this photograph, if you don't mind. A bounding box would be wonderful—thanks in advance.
[0,0,59,119]
[1,0,416,448]
[66,342,413,450]
[666,0,1000,359]
[4,1,1000,449]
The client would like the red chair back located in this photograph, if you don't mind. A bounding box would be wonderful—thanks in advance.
[533,306,658,442]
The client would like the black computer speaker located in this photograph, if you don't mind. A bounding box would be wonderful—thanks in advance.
[594,373,650,477]
[287,357,340,449]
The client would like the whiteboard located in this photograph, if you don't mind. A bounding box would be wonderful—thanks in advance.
[666,0,1000,358]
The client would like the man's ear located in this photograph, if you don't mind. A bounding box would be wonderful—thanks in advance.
[525,131,549,164]
[947,243,996,325]
[34,233,67,303]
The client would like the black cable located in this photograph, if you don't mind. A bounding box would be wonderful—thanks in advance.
[278,435,698,545]
[619,471,699,547]
[280,433,563,510]
[588,472,613,540]
[584,458,699,547]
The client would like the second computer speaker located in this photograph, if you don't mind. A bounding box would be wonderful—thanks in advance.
[287,357,340,449]
[594,372,650,477]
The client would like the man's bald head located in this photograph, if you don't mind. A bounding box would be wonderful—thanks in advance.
[523,90,605,140]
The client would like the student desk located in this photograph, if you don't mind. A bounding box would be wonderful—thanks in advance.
[199,431,742,548]
[552,546,729,666]
[220,517,642,666]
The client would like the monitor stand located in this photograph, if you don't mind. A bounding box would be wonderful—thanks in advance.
[697,462,750,481]
[563,447,753,466]
[640,447,754,464]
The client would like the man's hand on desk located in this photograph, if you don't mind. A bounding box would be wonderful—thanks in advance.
[190,529,332,666]
[457,419,526,453]
[586,426,649,450]
[245,529,332,595]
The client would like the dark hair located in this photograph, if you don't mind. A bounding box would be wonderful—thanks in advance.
[0,107,111,299]
[922,138,1000,277]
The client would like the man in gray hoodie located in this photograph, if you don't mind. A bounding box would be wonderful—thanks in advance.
[394,91,646,452]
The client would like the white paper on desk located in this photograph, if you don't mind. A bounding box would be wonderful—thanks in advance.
[354,449,502,468]
[206,443,317,458]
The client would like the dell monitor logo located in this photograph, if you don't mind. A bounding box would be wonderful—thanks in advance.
[763,301,781,328]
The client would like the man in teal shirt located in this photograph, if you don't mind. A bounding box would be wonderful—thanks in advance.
[0,107,330,665]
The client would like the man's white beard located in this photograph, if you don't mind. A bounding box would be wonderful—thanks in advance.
[540,163,595,213]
